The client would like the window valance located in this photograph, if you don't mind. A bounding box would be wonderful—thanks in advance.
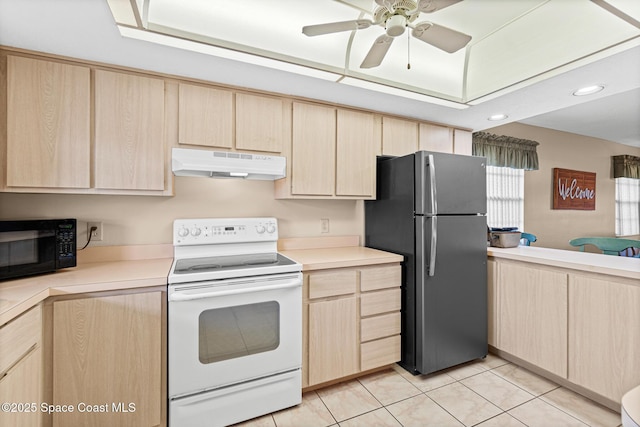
[472,132,539,170]
[613,155,640,179]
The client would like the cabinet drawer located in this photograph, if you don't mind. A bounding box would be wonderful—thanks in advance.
[308,270,357,299]
[360,265,401,292]
[361,312,401,343]
[0,306,41,374]
[360,288,401,317]
[0,347,42,427]
[361,335,401,371]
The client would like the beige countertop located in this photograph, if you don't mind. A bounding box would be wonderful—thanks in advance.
[488,246,640,281]
[0,257,173,326]
[1,240,403,325]
[281,246,404,271]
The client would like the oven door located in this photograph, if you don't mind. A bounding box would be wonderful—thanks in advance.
[168,272,302,399]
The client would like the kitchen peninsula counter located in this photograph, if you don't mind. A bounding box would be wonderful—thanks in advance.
[488,245,639,281]
[488,244,640,411]
[0,245,173,325]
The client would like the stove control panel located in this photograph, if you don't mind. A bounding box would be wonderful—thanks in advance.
[173,217,278,245]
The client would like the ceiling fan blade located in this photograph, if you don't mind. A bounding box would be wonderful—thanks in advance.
[375,0,396,13]
[411,22,471,53]
[416,0,463,13]
[302,19,373,36]
[360,35,394,69]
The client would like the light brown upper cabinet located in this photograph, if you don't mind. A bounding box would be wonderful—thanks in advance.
[5,55,90,189]
[94,69,165,191]
[289,102,336,196]
[177,87,286,154]
[276,103,379,199]
[336,109,379,197]
[381,116,418,156]
[178,83,233,148]
[419,123,454,153]
[453,129,473,155]
[236,93,287,153]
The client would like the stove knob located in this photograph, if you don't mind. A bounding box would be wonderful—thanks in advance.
[266,224,276,234]
[191,227,202,236]
[178,227,189,237]
[256,225,266,234]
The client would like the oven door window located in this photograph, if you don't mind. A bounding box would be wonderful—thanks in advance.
[199,301,280,364]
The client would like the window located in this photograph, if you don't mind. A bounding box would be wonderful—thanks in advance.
[615,177,640,236]
[486,166,524,231]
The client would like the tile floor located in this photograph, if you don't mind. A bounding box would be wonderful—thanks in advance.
[234,354,622,427]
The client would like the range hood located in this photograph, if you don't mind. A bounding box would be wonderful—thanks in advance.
[172,148,286,180]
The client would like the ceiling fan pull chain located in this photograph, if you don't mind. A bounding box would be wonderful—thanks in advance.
[407,28,411,69]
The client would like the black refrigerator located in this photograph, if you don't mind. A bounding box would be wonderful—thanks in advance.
[365,150,488,376]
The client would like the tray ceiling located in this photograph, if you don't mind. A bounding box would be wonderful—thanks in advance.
[112,0,640,105]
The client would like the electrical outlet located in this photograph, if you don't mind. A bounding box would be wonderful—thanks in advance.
[88,222,103,241]
[320,218,330,234]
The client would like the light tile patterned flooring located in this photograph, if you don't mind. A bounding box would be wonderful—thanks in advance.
[235,354,622,427]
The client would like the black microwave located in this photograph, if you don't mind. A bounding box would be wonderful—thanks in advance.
[0,219,77,281]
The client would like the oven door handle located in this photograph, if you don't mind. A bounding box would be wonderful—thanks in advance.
[168,279,301,302]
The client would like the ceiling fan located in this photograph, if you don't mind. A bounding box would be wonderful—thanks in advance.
[302,0,471,69]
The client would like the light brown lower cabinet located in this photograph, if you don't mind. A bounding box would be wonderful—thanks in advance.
[568,274,640,403]
[52,291,165,427]
[304,264,401,389]
[308,296,359,385]
[0,305,43,427]
[496,261,568,378]
[489,257,640,408]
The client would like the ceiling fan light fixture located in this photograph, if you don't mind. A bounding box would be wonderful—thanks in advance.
[572,85,605,96]
[386,14,407,36]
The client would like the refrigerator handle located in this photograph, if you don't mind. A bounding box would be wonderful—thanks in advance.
[429,217,437,277]
[428,154,437,215]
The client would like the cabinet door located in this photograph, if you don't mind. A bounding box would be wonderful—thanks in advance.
[419,123,453,153]
[0,347,42,427]
[336,109,377,197]
[178,83,233,148]
[236,93,285,153]
[308,297,358,385]
[381,117,418,156]
[53,292,163,427]
[94,70,165,190]
[487,259,497,348]
[569,275,640,402]
[453,129,473,155]
[498,262,568,378]
[6,55,90,188]
[291,103,336,196]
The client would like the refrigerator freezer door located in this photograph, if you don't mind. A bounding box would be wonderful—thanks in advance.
[414,214,488,375]
[415,151,487,215]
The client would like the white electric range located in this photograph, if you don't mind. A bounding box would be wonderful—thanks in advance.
[168,217,302,427]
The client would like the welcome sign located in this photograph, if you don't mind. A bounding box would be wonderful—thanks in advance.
[553,168,596,210]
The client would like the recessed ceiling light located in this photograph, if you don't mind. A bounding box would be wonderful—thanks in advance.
[572,85,605,96]
[488,113,508,121]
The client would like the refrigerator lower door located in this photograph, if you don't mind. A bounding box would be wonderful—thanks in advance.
[415,215,488,375]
